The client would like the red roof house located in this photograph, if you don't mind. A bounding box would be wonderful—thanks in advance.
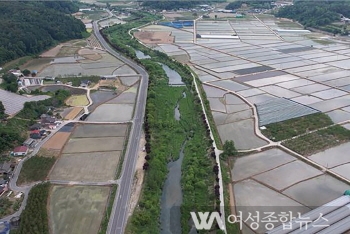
[13,146,28,156]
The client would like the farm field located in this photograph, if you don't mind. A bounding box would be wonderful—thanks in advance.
[231,148,349,232]
[50,124,127,181]
[88,90,116,112]
[42,132,71,151]
[49,151,121,182]
[64,107,84,120]
[204,84,267,150]
[87,103,134,122]
[65,95,89,106]
[62,137,125,153]
[49,186,110,234]
[71,124,128,138]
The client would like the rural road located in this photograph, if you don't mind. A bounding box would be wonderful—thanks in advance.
[93,20,149,234]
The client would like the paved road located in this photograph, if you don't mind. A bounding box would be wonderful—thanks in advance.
[92,20,149,234]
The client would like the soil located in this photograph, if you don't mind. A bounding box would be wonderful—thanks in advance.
[134,31,174,44]
[64,107,84,120]
[43,132,71,151]
[41,45,63,57]
[128,132,146,217]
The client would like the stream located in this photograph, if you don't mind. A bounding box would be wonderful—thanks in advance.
[160,140,187,234]
[135,50,151,59]
[159,63,185,86]
[160,91,187,234]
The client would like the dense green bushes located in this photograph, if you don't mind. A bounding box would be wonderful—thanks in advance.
[17,89,70,120]
[1,73,18,93]
[16,183,50,234]
[17,156,56,185]
[283,125,350,155]
[261,113,334,141]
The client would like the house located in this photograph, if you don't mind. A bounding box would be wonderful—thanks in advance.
[0,179,6,186]
[80,80,91,88]
[12,146,28,156]
[29,123,42,130]
[30,134,41,139]
[41,114,56,126]
[0,162,11,175]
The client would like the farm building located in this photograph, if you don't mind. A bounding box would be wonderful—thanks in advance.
[23,138,34,147]
[12,146,28,156]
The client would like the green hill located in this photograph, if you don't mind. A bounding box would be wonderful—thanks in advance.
[0,2,86,66]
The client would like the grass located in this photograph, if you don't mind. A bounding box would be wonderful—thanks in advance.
[65,95,89,106]
[98,185,118,234]
[1,56,32,73]
[282,125,350,156]
[0,196,22,219]
[115,124,130,179]
[56,46,80,57]
[261,113,333,141]
[17,156,56,185]
[220,160,240,234]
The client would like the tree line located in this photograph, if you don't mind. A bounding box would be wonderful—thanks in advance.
[276,1,350,35]
[226,0,273,10]
[141,1,222,10]
[13,183,51,234]
[0,2,86,65]
[17,89,70,120]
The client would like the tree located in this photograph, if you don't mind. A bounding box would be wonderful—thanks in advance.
[220,140,237,160]
[0,101,6,119]
[22,69,30,76]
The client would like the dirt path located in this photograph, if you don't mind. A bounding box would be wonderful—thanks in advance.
[128,132,146,217]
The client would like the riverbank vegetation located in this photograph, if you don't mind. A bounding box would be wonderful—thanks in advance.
[103,11,220,233]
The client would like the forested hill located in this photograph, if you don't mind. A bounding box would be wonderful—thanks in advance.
[0,2,86,65]
[275,1,350,32]
[141,1,221,10]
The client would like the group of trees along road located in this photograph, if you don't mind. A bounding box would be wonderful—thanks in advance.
[0,2,86,65]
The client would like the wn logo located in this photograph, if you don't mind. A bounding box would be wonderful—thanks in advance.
[190,212,225,230]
